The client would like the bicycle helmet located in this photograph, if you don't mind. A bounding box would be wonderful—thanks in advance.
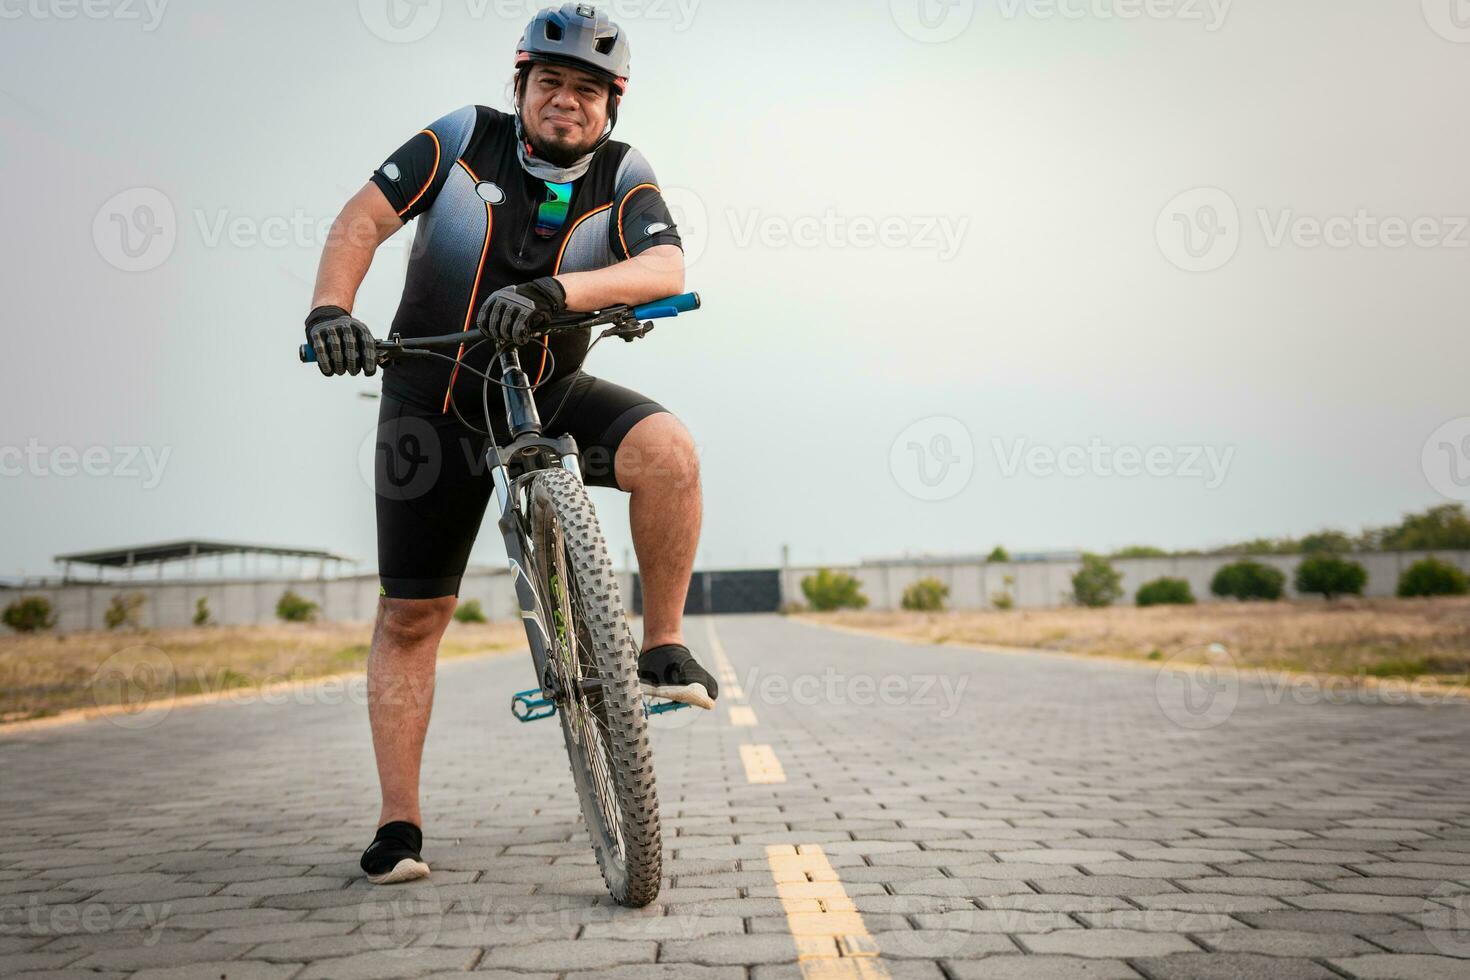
[514,4,630,152]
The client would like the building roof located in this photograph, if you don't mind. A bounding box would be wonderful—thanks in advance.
[54,540,350,569]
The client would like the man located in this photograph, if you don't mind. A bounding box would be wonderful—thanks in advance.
[304,3,717,886]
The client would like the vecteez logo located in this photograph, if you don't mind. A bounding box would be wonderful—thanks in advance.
[1422,0,1470,43]
[359,0,443,43]
[92,188,176,273]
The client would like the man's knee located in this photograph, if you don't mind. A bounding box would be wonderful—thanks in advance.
[374,596,456,649]
[617,413,700,492]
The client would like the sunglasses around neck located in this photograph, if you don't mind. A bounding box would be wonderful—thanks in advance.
[535,180,574,238]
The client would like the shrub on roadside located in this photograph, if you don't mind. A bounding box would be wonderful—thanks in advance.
[104,592,147,630]
[990,574,1016,610]
[1294,555,1367,600]
[3,596,56,633]
[453,599,487,623]
[1135,577,1195,607]
[1072,554,1123,608]
[901,577,949,612]
[801,569,868,612]
[1397,558,1470,598]
[193,597,212,627]
[275,590,319,623]
[1210,560,1286,601]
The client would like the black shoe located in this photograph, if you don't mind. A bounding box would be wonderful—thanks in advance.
[360,821,430,885]
[638,643,718,710]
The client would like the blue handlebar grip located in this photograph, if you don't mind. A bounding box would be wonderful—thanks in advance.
[299,343,317,363]
[632,291,701,320]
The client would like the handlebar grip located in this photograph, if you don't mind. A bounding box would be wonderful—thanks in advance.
[632,291,701,320]
[299,343,317,363]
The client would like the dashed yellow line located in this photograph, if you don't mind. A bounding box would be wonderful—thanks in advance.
[739,743,787,783]
[727,704,759,727]
[766,844,889,978]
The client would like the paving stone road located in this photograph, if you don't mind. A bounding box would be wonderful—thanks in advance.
[3,613,1470,980]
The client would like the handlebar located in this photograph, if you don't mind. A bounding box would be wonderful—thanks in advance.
[299,291,701,364]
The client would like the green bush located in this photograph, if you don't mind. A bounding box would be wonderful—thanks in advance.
[1294,555,1367,600]
[1210,560,1285,601]
[1397,558,1470,598]
[3,596,56,633]
[991,574,1016,611]
[104,592,147,630]
[453,599,487,623]
[193,597,212,627]
[800,568,868,612]
[275,589,319,623]
[986,545,1010,563]
[901,577,949,612]
[1072,553,1123,608]
[1135,577,1195,607]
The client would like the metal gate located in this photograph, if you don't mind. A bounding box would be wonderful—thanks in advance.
[631,569,782,615]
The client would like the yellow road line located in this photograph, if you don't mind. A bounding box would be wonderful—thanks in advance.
[766,844,890,978]
[739,743,787,784]
[728,704,759,727]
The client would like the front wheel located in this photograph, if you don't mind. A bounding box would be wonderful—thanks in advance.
[527,467,661,907]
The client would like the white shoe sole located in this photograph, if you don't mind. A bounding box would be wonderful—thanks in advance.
[366,857,431,885]
[641,681,715,711]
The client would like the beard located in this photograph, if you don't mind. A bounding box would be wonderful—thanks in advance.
[526,124,601,167]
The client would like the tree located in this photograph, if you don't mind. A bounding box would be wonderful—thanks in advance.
[1113,546,1169,559]
[104,592,147,630]
[453,599,487,623]
[1135,578,1195,607]
[1397,558,1470,598]
[901,578,949,612]
[1211,561,1286,601]
[1294,555,1367,600]
[1373,504,1470,551]
[1071,554,1123,608]
[193,597,212,627]
[800,569,868,611]
[3,596,56,633]
[275,590,319,623]
[1299,530,1353,555]
[986,545,1010,563]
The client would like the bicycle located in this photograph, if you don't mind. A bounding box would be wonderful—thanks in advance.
[299,291,702,907]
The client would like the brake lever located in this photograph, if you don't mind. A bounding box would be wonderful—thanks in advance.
[596,315,656,343]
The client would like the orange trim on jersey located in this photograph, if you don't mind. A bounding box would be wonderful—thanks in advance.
[615,183,658,257]
[441,159,492,414]
[397,130,443,217]
[534,202,613,385]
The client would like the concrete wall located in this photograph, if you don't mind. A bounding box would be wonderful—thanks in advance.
[6,552,1469,633]
[780,550,1470,612]
[0,566,643,634]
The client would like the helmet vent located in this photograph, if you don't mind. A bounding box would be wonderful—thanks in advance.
[594,36,615,54]
[544,21,564,41]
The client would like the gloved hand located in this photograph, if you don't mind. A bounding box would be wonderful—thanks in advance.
[475,277,567,348]
[305,306,377,377]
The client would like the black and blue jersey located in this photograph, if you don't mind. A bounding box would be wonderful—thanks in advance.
[369,105,681,413]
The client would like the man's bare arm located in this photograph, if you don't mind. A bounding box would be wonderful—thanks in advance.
[555,244,685,313]
[311,183,403,312]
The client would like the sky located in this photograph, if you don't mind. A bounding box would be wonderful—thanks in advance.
[2,0,1468,579]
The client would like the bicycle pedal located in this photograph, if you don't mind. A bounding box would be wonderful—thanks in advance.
[643,697,691,717]
[511,688,557,722]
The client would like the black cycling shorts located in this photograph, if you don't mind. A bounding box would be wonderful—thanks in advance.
[374,372,667,600]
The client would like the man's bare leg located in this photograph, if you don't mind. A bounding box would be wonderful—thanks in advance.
[367,596,456,828]
[617,412,701,651]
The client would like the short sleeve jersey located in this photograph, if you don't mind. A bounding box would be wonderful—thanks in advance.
[368,105,681,413]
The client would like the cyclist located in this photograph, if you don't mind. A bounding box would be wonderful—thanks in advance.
[304,3,717,885]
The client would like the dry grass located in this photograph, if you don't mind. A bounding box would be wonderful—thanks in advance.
[805,597,1470,680]
[0,620,524,724]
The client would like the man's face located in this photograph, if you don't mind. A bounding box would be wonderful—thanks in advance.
[520,63,611,166]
